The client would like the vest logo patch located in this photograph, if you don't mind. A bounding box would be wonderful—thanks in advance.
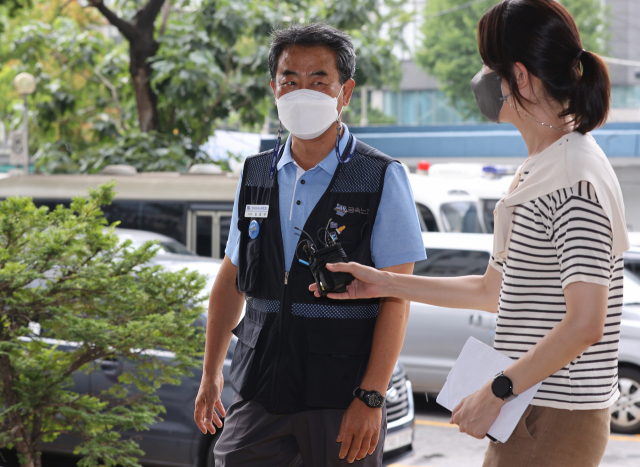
[334,203,370,216]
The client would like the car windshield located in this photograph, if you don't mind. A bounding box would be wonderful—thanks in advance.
[624,270,640,306]
[440,202,484,233]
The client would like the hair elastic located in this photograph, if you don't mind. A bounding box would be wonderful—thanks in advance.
[576,48,586,60]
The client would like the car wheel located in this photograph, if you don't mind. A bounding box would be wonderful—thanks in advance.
[610,366,640,434]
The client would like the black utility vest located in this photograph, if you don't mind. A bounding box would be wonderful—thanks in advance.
[231,137,395,414]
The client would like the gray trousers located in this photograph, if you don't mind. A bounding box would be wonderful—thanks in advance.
[214,396,387,467]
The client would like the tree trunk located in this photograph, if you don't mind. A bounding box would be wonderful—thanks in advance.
[0,353,36,467]
[90,0,166,133]
[129,40,160,132]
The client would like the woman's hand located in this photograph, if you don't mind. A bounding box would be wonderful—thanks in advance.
[450,381,505,439]
[308,262,388,300]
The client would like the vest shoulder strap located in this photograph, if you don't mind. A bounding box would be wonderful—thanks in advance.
[243,149,277,189]
[330,140,396,194]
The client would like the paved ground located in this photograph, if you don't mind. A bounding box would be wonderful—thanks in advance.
[387,395,640,467]
[2,394,639,466]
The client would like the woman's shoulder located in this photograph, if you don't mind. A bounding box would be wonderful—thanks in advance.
[563,131,615,182]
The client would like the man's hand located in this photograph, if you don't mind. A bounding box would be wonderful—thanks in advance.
[309,262,387,300]
[336,398,383,463]
[194,370,226,435]
[450,381,505,439]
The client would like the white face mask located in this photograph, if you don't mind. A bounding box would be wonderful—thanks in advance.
[275,86,344,140]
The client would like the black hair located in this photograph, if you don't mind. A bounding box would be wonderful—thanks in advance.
[269,23,356,85]
[477,0,610,134]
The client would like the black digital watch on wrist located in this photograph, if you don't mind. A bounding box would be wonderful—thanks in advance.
[353,387,385,408]
[491,371,518,402]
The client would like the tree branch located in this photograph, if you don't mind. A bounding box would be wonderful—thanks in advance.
[159,0,171,35]
[136,0,167,30]
[88,1,138,42]
[95,68,124,125]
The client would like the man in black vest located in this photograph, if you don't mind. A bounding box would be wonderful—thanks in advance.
[194,23,426,466]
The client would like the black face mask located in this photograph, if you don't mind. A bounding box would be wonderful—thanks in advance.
[470,70,509,123]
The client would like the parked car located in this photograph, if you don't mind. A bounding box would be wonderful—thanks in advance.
[40,229,414,466]
[399,232,640,434]
[408,174,487,233]
[408,164,514,234]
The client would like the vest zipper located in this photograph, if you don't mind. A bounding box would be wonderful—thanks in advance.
[271,270,288,413]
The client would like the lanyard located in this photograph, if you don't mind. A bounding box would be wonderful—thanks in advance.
[269,124,356,181]
[336,132,357,164]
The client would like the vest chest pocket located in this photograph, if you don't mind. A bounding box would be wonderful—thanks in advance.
[304,326,374,409]
[229,316,263,394]
[236,217,264,293]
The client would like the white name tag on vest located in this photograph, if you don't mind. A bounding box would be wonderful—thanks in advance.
[245,205,269,218]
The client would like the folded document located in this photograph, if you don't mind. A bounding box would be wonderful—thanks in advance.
[436,337,542,443]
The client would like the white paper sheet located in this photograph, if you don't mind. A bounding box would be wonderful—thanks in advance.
[436,337,542,443]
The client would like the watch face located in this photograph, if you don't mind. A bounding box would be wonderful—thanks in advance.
[492,376,512,398]
[366,392,383,407]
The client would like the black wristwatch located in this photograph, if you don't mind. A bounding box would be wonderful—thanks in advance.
[491,371,518,402]
[353,387,385,408]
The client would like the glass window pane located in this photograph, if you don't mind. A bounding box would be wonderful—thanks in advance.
[416,203,438,232]
[402,91,417,125]
[483,199,500,234]
[102,202,186,245]
[196,216,213,257]
[414,249,491,277]
[219,216,232,259]
[440,202,482,233]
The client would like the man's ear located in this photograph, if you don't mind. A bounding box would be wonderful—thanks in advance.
[270,80,277,102]
[342,78,356,106]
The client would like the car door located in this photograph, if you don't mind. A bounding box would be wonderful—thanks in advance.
[90,354,196,467]
[399,248,496,394]
[41,340,92,454]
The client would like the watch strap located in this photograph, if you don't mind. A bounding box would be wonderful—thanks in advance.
[353,387,385,408]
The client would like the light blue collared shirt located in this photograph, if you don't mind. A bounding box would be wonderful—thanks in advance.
[225,124,426,271]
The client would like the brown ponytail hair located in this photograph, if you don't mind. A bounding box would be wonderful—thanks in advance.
[477,0,610,134]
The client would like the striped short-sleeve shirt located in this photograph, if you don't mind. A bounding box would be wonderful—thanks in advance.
[489,179,622,410]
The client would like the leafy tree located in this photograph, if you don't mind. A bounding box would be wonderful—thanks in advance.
[0,1,133,159]
[151,0,407,145]
[2,0,407,172]
[0,183,207,467]
[87,0,169,132]
[416,0,611,120]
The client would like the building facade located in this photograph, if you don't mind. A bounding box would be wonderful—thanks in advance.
[375,0,640,125]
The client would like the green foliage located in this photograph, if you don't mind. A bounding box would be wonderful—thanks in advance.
[1,0,408,173]
[34,131,201,174]
[0,1,132,158]
[416,0,612,120]
[151,0,407,145]
[0,183,207,467]
[559,0,611,55]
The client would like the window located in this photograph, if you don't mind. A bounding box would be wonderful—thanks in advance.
[440,202,483,233]
[416,203,438,232]
[483,199,500,234]
[625,252,640,281]
[103,202,187,245]
[414,249,491,277]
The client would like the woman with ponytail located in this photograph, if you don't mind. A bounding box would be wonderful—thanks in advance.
[310,1,630,465]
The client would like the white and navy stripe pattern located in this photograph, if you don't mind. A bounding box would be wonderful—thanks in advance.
[490,180,622,410]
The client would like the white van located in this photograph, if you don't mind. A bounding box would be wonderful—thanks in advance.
[409,163,515,233]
